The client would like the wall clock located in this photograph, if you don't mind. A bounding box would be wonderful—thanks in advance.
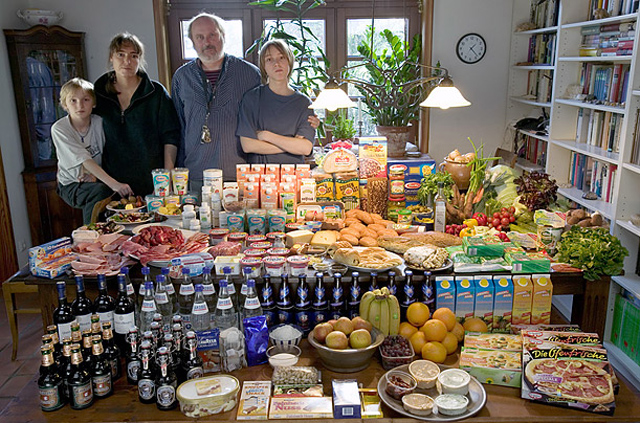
[456,33,486,64]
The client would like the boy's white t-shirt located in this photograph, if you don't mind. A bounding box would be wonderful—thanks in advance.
[51,114,105,186]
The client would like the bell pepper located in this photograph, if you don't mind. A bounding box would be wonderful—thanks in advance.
[459,227,476,238]
[463,218,479,228]
[472,212,488,226]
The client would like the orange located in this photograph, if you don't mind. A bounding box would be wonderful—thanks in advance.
[399,322,419,339]
[451,322,465,343]
[409,331,427,355]
[463,317,488,333]
[432,307,457,331]
[441,332,459,355]
[406,302,430,327]
[420,319,448,342]
[421,341,447,363]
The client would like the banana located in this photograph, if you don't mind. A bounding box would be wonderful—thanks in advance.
[379,297,391,335]
[373,289,382,297]
[380,286,390,298]
[368,299,382,330]
[359,291,375,320]
[387,294,401,335]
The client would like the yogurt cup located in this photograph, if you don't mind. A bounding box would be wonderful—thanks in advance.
[437,369,470,396]
[250,241,272,250]
[145,195,163,212]
[266,231,286,242]
[266,248,289,257]
[244,248,267,259]
[228,232,248,245]
[263,256,286,277]
[209,228,229,245]
[246,235,267,244]
[164,195,181,207]
[285,223,306,232]
[172,167,189,195]
[152,168,171,197]
[239,257,262,278]
[286,255,310,276]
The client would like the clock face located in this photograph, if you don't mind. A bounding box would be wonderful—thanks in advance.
[456,33,486,64]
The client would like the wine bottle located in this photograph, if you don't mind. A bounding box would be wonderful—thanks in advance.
[114,273,136,350]
[71,276,93,332]
[53,281,75,342]
[93,274,115,329]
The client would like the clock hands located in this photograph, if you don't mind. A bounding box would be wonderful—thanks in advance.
[469,44,477,54]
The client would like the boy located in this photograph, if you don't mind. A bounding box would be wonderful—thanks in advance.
[52,77,133,223]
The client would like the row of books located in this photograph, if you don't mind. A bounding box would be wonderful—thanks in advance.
[569,152,618,202]
[579,63,630,104]
[580,22,635,56]
[589,0,639,18]
[526,69,553,103]
[575,108,625,153]
[629,109,640,165]
[530,0,559,29]
[516,132,548,167]
[527,33,556,65]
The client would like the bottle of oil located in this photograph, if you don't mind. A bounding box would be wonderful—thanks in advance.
[434,181,446,233]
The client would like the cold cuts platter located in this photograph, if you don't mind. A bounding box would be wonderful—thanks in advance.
[123,224,209,266]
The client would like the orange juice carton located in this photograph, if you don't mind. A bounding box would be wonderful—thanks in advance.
[261,183,279,210]
[531,274,553,324]
[280,164,296,179]
[455,276,476,324]
[435,276,456,311]
[237,164,251,182]
[266,164,280,179]
[492,275,514,333]
[512,275,533,325]
[473,275,494,331]
[244,182,260,209]
[251,164,266,174]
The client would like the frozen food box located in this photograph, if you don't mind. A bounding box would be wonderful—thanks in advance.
[460,347,522,388]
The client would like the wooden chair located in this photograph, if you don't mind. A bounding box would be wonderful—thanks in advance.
[493,147,518,168]
[3,281,40,360]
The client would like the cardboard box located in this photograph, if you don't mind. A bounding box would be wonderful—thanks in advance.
[621,299,640,360]
[464,332,522,351]
[358,138,387,179]
[512,275,532,325]
[332,380,361,419]
[386,158,436,206]
[268,397,333,419]
[492,275,513,333]
[28,237,73,278]
[531,274,553,325]
[238,381,271,420]
[435,276,456,311]
[463,236,512,257]
[197,328,221,373]
[460,347,522,388]
[359,389,383,419]
[455,276,475,324]
[473,275,494,331]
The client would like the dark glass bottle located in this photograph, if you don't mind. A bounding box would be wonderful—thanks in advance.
[260,274,276,328]
[101,322,122,381]
[90,335,113,399]
[90,314,102,335]
[67,343,94,410]
[94,274,115,329]
[41,334,54,355]
[421,271,436,314]
[387,271,397,296]
[137,341,156,404]
[368,272,379,292]
[401,270,416,320]
[70,321,82,350]
[53,281,75,342]
[125,328,141,385]
[276,274,293,325]
[38,344,65,411]
[182,331,204,380]
[155,346,178,410]
[171,324,183,361]
[121,266,137,311]
[46,325,62,365]
[71,275,93,333]
[114,273,136,351]
[81,330,94,370]
[311,272,328,325]
[294,274,311,333]
[142,330,156,360]
[329,273,345,321]
[347,272,362,319]
[150,321,163,347]
[162,333,181,381]
[59,338,72,402]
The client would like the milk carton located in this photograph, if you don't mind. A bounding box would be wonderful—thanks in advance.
[473,275,494,331]
[512,275,533,325]
[455,276,475,324]
[492,275,513,333]
[435,276,456,312]
[531,274,553,324]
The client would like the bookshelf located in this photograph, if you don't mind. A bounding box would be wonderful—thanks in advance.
[509,0,640,390]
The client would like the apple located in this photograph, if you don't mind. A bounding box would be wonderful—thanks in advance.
[352,316,373,333]
[333,317,355,335]
[349,329,372,349]
[312,323,334,344]
[325,331,349,350]
[327,319,338,328]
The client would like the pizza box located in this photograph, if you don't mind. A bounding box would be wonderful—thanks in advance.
[463,332,522,352]
[460,347,521,388]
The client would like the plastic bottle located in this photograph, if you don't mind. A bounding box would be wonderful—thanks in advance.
[211,193,222,227]
[182,205,196,229]
[139,281,157,333]
[161,267,178,314]
[154,275,173,332]
[434,181,446,232]
[214,280,238,331]
[137,267,152,327]
[190,284,211,332]
[239,267,251,316]
[199,203,211,229]
[189,218,201,232]
[177,268,195,331]
[242,279,263,324]
[201,267,217,328]
[201,185,212,209]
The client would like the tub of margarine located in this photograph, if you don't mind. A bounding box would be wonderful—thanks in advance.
[177,375,239,418]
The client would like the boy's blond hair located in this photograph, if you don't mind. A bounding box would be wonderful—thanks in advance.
[259,39,294,85]
[59,77,96,110]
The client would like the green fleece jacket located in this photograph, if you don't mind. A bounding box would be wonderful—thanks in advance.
[94,71,180,196]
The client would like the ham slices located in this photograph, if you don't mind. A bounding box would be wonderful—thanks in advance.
[126,226,209,266]
[71,233,134,276]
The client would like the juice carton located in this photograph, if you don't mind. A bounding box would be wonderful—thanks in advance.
[435,276,456,312]
[251,164,266,174]
[261,183,279,210]
[473,275,494,331]
[492,275,513,333]
[281,164,295,179]
[531,274,553,324]
[455,276,476,324]
[512,275,533,325]
[266,164,280,180]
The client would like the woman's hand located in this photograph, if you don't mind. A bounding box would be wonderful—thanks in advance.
[110,181,134,197]
[308,114,320,129]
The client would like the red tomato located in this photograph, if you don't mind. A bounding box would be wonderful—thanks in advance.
[508,206,515,214]
[501,217,510,226]
[501,207,508,213]
[492,218,501,227]
[509,215,516,223]
[493,212,501,219]
[496,225,502,231]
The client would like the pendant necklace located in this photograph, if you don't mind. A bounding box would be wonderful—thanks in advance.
[74,121,91,144]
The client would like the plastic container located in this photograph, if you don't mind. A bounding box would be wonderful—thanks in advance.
[228,232,248,245]
[402,393,434,416]
[267,209,287,232]
[266,232,286,243]
[434,394,469,416]
[437,369,470,396]
[379,337,415,371]
[239,257,262,278]
[384,370,416,400]
[250,241,272,251]
[269,324,304,348]
[176,374,239,418]
[266,345,301,368]
[304,221,323,233]
[262,256,286,277]
[247,209,267,235]
[409,360,440,390]
[152,168,170,197]
[164,195,181,207]
[203,168,223,196]
[246,235,267,244]
[182,205,196,229]
[145,195,163,212]
[286,255,310,276]
[209,228,229,245]
[266,248,289,257]
[244,249,267,259]
[213,256,243,276]
[227,212,245,233]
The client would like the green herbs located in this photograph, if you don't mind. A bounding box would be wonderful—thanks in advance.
[467,138,498,194]
[556,227,628,281]
[418,172,454,205]
[326,112,356,140]
[514,171,558,211]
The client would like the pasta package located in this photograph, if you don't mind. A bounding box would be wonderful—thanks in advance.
[334,172,360,211]
[314,173,335,202]
[363,178,387,218]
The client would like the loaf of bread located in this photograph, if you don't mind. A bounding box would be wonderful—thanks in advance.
[402,231,463,247]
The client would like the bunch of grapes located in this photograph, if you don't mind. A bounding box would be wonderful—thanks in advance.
[381,335,412,357]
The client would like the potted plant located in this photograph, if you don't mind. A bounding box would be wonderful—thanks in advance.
[325,110,357,143]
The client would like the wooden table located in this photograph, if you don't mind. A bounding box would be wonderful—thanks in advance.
[2,339,640,423]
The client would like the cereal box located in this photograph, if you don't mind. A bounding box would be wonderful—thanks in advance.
[435,276,456,311]
[238,381,271,420]
[492,275,513,333]
[512,275,532,325]
[314,174,335,202]
[473,275,494,331]
[358,137,387,179]
[460,347,522,388]
[531,274,553,324]
[455,276,475,324]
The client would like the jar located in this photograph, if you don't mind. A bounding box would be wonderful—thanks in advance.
[250,241,273,250]
[228,232,248,245]
[182,205,196,229]
[397,209,413,224]
[388,198,406,222]
[239,257,262,278]
[263,256,286,277]
[244,248,267,259]
[203,168,223,196]
[247,235,267,244]
[287,255,310,277]
[389,166,406,200]
[189,219,201,232]
[209,228,229,245]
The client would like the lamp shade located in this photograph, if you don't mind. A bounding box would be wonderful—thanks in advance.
[309,88,356,111]
[420,85,471,109]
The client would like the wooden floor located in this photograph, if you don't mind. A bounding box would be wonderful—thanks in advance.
[0,285,43,415]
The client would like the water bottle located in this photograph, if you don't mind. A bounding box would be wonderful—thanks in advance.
[239,267,251,316]
[139,281,157,333]
[154,275,173,332]
[190,284,211,332]
[214,280,238,331]
[242,279,263,324]
[137,267,152,326]
[223,267,237,307]
[177,268,195,331]
[161,267,178,315]
[201,267,217,328]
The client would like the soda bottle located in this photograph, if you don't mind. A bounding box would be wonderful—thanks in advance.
[137,266,152,326]
[71,276,93,332]
[161,267,179,314]
[329,273,345,321]
[400,270,416,320]
[38,344,65,411]
[191,284,212,332]
[93,274,115,328]
[90,335,113,399]
[114,273,136,350]
[139,281,157,333]
[137,341,156,404]
[67,343,93,410]
[421,271,436,314]
[294,274,311,333]
[53,281,74,342]
[276,274,293,325]
[311,272,328,325]
[201,267,217,328]
[155,346,178,410]
[125,328,141,385]
[260,274,276,328]
[214,280,239,331]
[242,279,263,324]
[347,272,362,319]
[177,268,195,331]
[154,274,173,332]
[387,271,397,296]
[181,331,204,381]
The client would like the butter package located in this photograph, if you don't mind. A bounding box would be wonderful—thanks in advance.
[505,250,551,273]
[460,347,522,388]
[268,397,333,419]
[237,381,271,420]
[332,379,361,419]
[29,237,73,278]
[359,389,382,419]
[463,235,513,257]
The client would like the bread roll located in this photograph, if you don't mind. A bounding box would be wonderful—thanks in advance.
[334,248,360,266]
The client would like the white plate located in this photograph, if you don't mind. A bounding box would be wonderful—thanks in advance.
[377,363,486,421]
[107,212,154,225]
[106,204,146,213]
[334,246,404,272]
[405,258,454,273]
[129,224,203,267]
[78,222,125,235]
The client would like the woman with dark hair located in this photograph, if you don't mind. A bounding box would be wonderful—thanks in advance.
[94,32,179,196]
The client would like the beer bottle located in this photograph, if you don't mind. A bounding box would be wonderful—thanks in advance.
[348,272,362,319]
[70,321,83,367]
[171,324,184,363]
[155,346,178,410]
[163,333,182,381]
[90,314,101,335]
[401,270,416,320]
[181,331,204,381]
[81,330,94,370]
[369,271,379,292]
[46,325,62,364]
[101,322,122,381]
[71,275,93,332]
[137,341,156,404]
[311,272,328,325]
[59,338,72,401]
[41,334,55,360]
[114,273,136,351]
[93,274,115,328]
[53,281,74,342]
[260,274,276,328]
[67,343,93,410]
[125,327,141,385]
[276,274,293,325]
[421,271,435,314]
[387,271,397,296]
[294,274,311,333]
[90,335,113,399]
[329,273,345,321]
[38,344,65,411]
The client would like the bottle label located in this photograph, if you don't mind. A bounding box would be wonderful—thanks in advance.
[202,285,215,296]
[241,284,248,296]
[165,284,176,295]
[403,284,415,306]
[127,360,141,382]
[216,297,232,310]
[192,302,209,315]
[389,285,397,296]
[349,285,361,304]
[76,313,92,332]
[109,358,120,379]
[92,373,112,397]
[313,311,326,325]
[138,379,156,401]
[330,286,343,306]
[114,312,136,334]
[98,311,115,328]
[295,310,310,330]
[244,297,261,310]
[181,314,192,331]
[261,286,274,307]
[422,284,434,303]
[279,284,289,300]
[157,383,177,407]
[39,384,63,411]
[278,309,292,325]
[186,366,204,380]
[71,382,93,407]
[313,286,326,307]
[179,284,195,296]
[57,322,73,342]
[296,286,309,307]
[264,310,276,327]
[126,284,135,297]
[141,300,157,313]
[228,284,236,295]
[155,292,169,304]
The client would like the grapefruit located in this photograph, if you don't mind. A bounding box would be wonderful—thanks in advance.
[409,331,428,355]
[406,302,430,327]
[399,322,419,339]
[420,319,448,342]
[421,341,447,363]
[432,307,456,331]
[451,322,465,343]
[441,332,459,355]
[463,317,488,333]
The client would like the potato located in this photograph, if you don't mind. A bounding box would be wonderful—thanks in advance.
[573,209,586,220]
[339,233,359,245]
[591,214,603,226]
[359,236,378,247]
[567,216,581,225]
[577,219,592,227]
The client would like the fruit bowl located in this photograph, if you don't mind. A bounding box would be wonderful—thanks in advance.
[307,327,384,373]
